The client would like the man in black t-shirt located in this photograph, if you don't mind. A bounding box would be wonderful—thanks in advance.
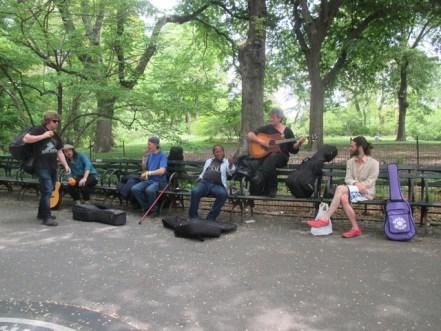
[23,112,71,226]
[247,108,305,197]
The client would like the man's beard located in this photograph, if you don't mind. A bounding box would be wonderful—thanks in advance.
[350,149,359,157]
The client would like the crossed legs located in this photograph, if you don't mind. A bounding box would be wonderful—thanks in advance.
[308,185,361,237]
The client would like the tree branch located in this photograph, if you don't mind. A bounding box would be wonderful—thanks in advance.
[323,10,384,87]
[120,2,211,88]
[292,0,310,55]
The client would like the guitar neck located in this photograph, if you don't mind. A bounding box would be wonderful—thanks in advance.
[274,138,298,145]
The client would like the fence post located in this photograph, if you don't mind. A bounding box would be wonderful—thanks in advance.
[89,140,93,160]
[416,136,420,170]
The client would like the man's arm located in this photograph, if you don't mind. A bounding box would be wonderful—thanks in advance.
[247,131,269,148]
[57,149,71,174]
[359,160,380,189]
[141,149,148,171]
[23,130,53,144]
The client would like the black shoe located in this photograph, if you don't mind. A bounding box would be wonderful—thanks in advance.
[42,218,58,226]
[37,215,56,220]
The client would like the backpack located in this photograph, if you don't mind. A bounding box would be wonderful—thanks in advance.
[286,157,322,198]
[9,127,35,174]
[116,173,141,206]
[384,163,416,241]
[167,146,185,176]
[233,155,263,195]
[286,145,338,198]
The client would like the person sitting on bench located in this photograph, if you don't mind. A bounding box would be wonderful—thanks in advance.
[188,145,235,221]
[307,136,379,238]
[247,108,305,197]
[131,136,167,217]
[63,144,98,205]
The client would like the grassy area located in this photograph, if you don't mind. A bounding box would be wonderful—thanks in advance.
[2,134,439,160]
[88,134,238,160]
[323,135,441,145]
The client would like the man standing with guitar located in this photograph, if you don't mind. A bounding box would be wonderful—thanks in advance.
[22,112,71,226]
[247,108,305,197]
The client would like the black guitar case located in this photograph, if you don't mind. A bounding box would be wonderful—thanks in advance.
[72,204,126,226]
[174,221,222,241]
[162,216,237,241]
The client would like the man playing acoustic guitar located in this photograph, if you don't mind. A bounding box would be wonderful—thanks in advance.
[247,108,305,197]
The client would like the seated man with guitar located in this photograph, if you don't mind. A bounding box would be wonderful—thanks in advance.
[247,107,305,197]
[63,144,98,205]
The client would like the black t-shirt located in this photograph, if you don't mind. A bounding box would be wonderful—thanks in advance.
[255,125,299,155]
[29,125,63,170]
[202,158,223,185]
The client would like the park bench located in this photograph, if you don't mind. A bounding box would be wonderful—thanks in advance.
[161,160,441,225]
[0,156,440,224]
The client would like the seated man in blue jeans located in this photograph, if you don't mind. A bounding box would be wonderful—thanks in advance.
[189,145,236,221]
[131,136,167,217]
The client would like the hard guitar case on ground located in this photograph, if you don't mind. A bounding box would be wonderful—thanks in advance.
[72,204,126,226]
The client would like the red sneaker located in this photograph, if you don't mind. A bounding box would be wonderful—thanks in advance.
[342,228,362,238]
[307,219,330,228]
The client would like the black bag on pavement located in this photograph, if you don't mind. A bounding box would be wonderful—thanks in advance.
[72,204,126,226]
[162,216,237,240]
[174,221,222,241]
[286,144,338,198]
[162,216,188,230]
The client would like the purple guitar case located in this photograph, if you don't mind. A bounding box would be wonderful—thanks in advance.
[384,163,416,241]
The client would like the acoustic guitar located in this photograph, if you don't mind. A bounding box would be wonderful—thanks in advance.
[50,181,63,209]
[249,133,315,159]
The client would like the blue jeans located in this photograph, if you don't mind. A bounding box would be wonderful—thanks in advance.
[131,180,161,211]
[35,167,57,219]
[189,180,228,221]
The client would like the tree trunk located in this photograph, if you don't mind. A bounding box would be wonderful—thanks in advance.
[238,0,266,153]
[308,55,324,151]
[377,86,386,132]
[94,93,117,152]
[396,58,409,141]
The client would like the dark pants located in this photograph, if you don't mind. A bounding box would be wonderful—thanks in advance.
[67,175,98,201]
[189,180,228,221]
[35,167,57,219]
[254,152,289,195]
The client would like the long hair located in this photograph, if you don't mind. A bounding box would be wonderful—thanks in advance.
[352,136,373,155]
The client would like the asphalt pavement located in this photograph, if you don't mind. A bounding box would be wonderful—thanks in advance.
[1,193,440,331]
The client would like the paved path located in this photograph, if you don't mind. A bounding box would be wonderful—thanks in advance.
[1,194,440,331]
